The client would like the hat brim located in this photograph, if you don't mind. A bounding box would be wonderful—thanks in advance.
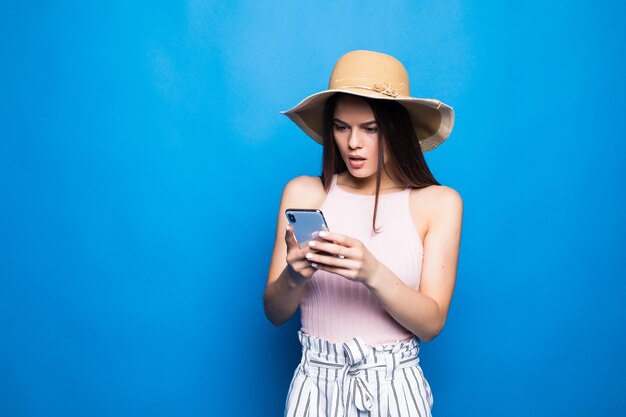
[281,88,454,153]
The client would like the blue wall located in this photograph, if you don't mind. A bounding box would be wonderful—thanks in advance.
[1,1,625,416]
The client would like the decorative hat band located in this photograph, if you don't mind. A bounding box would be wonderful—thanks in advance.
[332,83,443,109]
[338,83,403,98]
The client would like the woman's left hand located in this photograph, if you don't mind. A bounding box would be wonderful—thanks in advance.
[305,231,381,284]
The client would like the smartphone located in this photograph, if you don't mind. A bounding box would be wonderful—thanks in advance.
[285,209,330,248]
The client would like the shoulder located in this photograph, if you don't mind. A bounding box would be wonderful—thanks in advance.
[283,175,325,196]
[409,185,463,225]
[281,175,327,209]
[410,184,462,207]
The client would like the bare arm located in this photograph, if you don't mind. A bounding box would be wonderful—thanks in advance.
[366,187,463,340]
[263,260,308,326]
[263,176,326,325]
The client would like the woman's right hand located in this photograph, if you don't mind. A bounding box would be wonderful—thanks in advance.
[285,224,317,282]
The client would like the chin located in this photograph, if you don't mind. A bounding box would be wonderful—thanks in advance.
[346,167,376,178]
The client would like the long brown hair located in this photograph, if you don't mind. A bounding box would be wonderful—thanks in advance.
[320,93,440,232]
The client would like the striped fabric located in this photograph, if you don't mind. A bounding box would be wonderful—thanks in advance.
[285,332,433,417]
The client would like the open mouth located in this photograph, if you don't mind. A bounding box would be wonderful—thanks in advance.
[348,156,366,168]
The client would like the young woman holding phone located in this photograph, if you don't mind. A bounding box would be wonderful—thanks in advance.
[264,50,463,417]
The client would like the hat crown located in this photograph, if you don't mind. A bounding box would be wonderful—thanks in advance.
[328,50,410,98]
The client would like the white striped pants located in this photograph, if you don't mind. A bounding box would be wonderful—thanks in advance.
[285,331,433,417]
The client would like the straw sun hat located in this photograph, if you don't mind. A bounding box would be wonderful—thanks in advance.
[281,50,455,153]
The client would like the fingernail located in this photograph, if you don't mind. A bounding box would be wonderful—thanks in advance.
[318,231,328,237]
[306,253,314,260]
[311,263,318,268]
[308,241,316,247]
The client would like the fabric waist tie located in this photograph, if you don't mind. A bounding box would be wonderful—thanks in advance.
[297,331,420,417]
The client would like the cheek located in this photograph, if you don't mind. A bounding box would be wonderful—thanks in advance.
[334,135,349,153]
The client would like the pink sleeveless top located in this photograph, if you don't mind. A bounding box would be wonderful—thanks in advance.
[300,173,424,345]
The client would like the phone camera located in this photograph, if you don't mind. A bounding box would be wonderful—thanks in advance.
[288,213,296,223]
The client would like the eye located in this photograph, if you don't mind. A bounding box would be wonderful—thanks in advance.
[365,126,378,133]
[334,123,348,132]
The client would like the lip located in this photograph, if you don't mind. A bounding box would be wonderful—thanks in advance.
[348,154,366,160]
[348,158,366,168]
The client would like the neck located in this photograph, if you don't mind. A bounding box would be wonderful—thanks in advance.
[338,171,404,195]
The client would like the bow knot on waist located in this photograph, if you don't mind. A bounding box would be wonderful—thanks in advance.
[300,334,420,417]
[337,337,374,412]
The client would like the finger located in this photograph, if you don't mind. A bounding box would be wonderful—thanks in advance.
[310,264,357,280]
[287,255,315,272]
[297,259,315,272]
[307,240,352,259]
[305,251,355,268]
[287,244,315,262]
[285,224,299,250]
[316,231,357,248]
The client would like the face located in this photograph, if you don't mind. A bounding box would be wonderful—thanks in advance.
[332,95,390,178]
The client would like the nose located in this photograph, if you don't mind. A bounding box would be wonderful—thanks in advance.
[348,129,363,149]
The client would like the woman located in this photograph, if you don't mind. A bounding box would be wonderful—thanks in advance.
[264,50,463,417]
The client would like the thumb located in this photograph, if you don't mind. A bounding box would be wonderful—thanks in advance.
[285,224,299,250]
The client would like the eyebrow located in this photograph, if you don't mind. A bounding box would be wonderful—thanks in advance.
[333,118,377,127]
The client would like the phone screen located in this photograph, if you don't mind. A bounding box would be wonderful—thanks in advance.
[285,209,330,248]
